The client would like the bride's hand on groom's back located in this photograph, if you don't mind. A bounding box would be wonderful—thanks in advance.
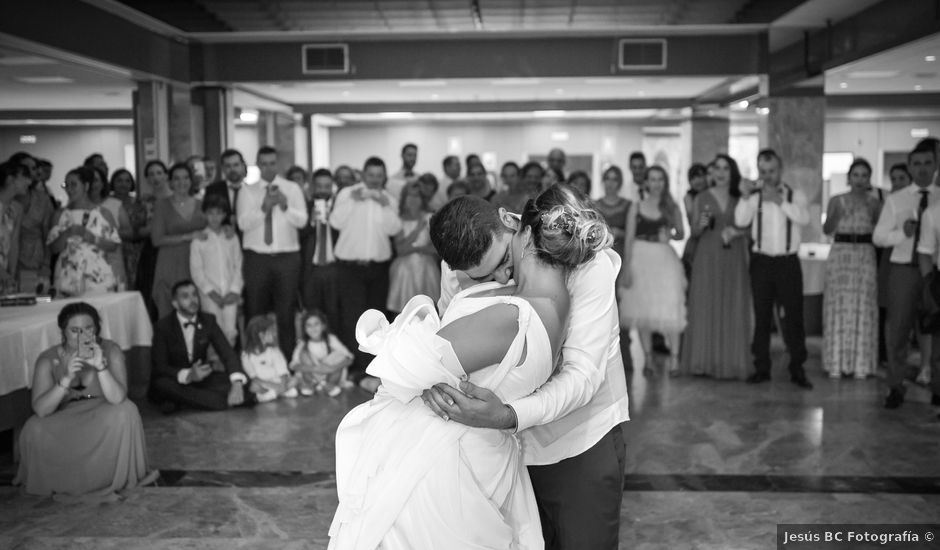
[421,382,517,430]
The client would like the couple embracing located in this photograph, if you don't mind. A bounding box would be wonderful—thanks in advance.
[329,184,630,549]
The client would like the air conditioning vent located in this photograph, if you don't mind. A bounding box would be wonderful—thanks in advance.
[302,44,349,75]
[618,39,667,70]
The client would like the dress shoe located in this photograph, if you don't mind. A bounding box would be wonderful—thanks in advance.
[746,373,770,384]
[791,374,813,390]
[931,393,940,407]
[884,388,905,409]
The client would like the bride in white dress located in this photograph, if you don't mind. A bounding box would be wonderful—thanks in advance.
[328,186,613,549]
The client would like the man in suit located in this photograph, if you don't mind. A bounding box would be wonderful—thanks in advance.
[204,148,247,236]
[150,279,250,412]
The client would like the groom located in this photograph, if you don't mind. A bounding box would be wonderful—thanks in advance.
[424,193,630,549]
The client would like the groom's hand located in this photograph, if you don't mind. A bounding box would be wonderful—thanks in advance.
[422,381,517,430]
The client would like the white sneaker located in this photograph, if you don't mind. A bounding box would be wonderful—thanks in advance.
[282,387,299,398]
[299,386,315,396]
[326,385,342,398]
[256,389,277,403]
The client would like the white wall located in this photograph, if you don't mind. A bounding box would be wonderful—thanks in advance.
[328,119,650,185]
[0,125,134,179]
[824,117,940,187]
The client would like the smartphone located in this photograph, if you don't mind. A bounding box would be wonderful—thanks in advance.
[78,335,95,359]
[192,160,206,181]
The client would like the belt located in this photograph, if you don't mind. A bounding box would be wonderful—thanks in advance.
[751,251,798,259]
[336,259,388,267]
[834,233,873,244]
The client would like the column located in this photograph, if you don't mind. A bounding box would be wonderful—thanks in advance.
[168,85,203,164]
[133,81,169,197]
[762,90,825,243]
[192,85,234,164]
[689,108,730,164]
[257,110,298,174]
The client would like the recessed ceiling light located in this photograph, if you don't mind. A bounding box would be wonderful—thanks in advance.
[839,82,848,89]
[637,91,646,96]
[756,107,770,115]
[555,88,564,94]
[398,80,447,88]
[430,93,440,100]
[341,90,350,97]
[915,84,924,91]
[533,110,566,118]
[14,76,73,84]
[846,70,899,79]
[378,112,414,119]
[926,55,936,62]
[491,78,541,86]
[736,99,749,109]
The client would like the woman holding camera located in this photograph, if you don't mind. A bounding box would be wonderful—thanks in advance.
[680,154,752,379]
[15,302,155,498]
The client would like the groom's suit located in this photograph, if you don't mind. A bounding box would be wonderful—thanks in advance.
[439,248,629,550]
[150,310,249,411]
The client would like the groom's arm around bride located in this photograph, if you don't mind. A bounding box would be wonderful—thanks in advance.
[427,224,630,550]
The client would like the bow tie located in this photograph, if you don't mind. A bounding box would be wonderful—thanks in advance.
[183,320,198,330]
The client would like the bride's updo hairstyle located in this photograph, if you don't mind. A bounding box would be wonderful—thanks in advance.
[521,184,613,268]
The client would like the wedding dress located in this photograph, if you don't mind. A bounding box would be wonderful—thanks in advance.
[328,286,554,549]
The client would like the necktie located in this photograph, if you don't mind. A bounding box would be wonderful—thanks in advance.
[263,187,274,246]
[912,189,930,264]
[315,220,328,265]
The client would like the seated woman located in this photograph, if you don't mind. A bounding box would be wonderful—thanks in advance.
[15,302,157,499]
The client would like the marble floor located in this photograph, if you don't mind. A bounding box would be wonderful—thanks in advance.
[2,337,940,549]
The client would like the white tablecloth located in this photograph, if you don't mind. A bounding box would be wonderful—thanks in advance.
[0,292,153,395]
[799,243,830,295]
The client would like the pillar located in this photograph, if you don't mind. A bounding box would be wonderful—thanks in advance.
[257,110,298,174]
[762,90,825,243]
[133,80,169,197]
[168,85,203,164]
[689,108,730,164]
[192,85,234,165]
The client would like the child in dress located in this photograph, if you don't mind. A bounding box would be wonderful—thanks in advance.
[290,310,354,397]
[242,314,297,403]
[189,194,242,346]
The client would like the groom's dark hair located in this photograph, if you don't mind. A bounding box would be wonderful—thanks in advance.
[430,196,509,271]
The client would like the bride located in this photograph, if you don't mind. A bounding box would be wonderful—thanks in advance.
[328,185,612,549]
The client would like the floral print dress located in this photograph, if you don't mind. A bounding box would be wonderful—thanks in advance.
[47,207,121,296]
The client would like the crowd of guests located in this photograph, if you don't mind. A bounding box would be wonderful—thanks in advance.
[6,136,940,499]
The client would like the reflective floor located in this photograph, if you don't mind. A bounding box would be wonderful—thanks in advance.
[2,337,940,549]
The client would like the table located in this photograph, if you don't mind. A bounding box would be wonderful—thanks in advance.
[0,291,153,401]
[800,243,831,337]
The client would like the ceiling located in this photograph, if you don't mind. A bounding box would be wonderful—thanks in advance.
[239,76,729,106]
[826,33,940,95]
[111,0,806,35]
[0,46,134,110]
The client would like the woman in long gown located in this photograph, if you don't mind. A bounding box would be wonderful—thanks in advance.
[680,154,752,379]
[329,186,613,549]
[618,165,687,374]
[47,167,121,297]
[151,163,207,318]
[136,160,171,320]
[15,301,157,499]
[823,158,882,379]
[386,182,440,313]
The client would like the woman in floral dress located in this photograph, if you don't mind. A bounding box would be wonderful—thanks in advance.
[822,158,882,378]
[47,167,121,297]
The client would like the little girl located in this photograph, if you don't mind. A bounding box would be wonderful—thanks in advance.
[290,310,353,397]
[242,314,297,403]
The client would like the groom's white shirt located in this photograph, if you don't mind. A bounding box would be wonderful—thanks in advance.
[438,248,630,466]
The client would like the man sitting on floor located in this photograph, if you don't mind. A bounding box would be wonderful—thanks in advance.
[150,279,250,413]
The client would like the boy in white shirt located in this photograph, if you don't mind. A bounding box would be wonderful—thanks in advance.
[190,194,243,346]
